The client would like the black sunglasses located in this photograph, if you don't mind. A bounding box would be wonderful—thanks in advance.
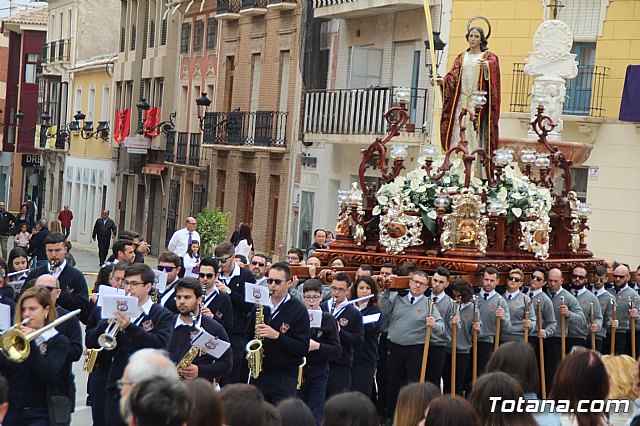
[199,273,215,279]
[267,278,286,285]
[157,265,175,272]
[572,274,586,279]
[251,261,266,267]
[508,276,522,282]
[216,257,232,264]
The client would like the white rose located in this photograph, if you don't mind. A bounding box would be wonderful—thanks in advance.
[372,205,381,216]
[377,195,389,205]
[427,210,438,220]
[510,192,524,200]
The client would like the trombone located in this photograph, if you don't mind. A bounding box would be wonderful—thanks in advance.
[0,309,81,363]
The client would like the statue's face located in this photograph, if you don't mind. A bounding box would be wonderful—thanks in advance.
[467,29,482,49]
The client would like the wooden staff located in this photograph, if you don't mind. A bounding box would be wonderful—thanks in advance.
[524,298,531,344]
[419,301,436,383]
[472,295,479,386]
[450,301,458,396]
[494,298,502,352]
[536,301,546,399]
[631,298,636,359]
[560,296,566,359]
[610,298,617,355]
[589,302,596,351]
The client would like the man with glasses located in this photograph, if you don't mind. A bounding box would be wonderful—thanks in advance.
[247,262,310,404]
[168,278,232,382]
[298,279,341,424]
[608,264,639,355]
[501,268,536,344]
[214,241,256,384]
[527,267,557,385]
[250,253,271,286]
[167,217,201,257]
[567,266,602,352]
[592,265,616,354]
[285,248,305,266]
[380,270,444,417]
[199,257,233,335]
[92,209,117,266]
[86,263,174,426]
[157,251,183,314]
[320,272,364,397]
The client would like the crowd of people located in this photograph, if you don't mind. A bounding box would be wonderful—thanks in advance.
[0,217,639,426]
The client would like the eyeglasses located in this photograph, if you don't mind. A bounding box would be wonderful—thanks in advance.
[117,379,133,390]
[531,276,545,282]
[251,261,266,267]
[572,274,587,279]
[157,265,175,272]
[285,256,300,262]
[508,276,522,282]
[303,295,321,300]
[614,275,626,279]
[199,273,215,279]
[330,286,347,293]
[216,256,232,264]
[410,278,429,287]
[267,278,287,285]
[187,221,197,225]
[124,280,145,288]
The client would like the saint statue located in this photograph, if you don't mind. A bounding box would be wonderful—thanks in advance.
[440,18,501,155]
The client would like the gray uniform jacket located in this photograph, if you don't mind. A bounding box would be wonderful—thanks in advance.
[608,285,639,331]
[477,291,512,344]
[528,289,557,337]
[568,288,603,339]
[380,291,447,346]
[549,288,586,338]
[501,291,537,342]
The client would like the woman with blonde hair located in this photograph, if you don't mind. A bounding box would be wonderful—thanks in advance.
[392,382,439,426]
[602,354,639,425]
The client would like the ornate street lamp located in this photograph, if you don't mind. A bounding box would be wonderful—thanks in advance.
[424,32,447,77]
[136,98,175,136]
[38,111,70,149]
[69,111,110,141]
[195,92,212,132]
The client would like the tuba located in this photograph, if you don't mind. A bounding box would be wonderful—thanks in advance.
[1,309,81,363]
[246,304,264,381]
[176,313,205,380]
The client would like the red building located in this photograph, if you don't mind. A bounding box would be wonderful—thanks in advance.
[1,7,47,212]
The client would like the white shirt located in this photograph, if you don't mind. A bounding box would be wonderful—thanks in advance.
[50,259,67,279]
[506,290,521,300]
[203,287,220,308]
[268,294,290,319]
[407,293,424,304]
[133,298,154,325]
[327,297,349,316]
[160,278,179,306]
[530,288,544,298]
[167,228,201,257]
[255,276,268,287]
[234,239,253,259]
[220,262,241,283]
[174,314,202,329]
[481,290,497,300]
[593,288,608,297]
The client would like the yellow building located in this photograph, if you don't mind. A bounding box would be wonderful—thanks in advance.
[447,0,640,267]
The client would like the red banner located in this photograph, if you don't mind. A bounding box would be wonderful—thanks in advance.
[114,109,131,143]
[143,107,162,137]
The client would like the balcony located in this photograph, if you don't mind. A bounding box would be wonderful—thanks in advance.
[313,0,439,19]
[57,39,70,62]
[35,125,67,151]
[188,133,201,166]
[165,130,175,163]
[42,39,71,65]
[267,0,297,10]
[49,41,56,63]
[176,132,188,164]
[42,43,48,64]
[302,86,430,145]
[216,0,241,20]
[241,0,267,15]
[510,62,609,117]
[202,111,287,148]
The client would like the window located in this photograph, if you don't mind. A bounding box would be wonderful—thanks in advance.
[216,170,226,210]
[161,18,168,45]
[50,15,55,41]
[88,87,96,121]
[564,42,596,115]
[154,78,164,108]
[149,19,155,47]
[349,46,383,88]
[193,20,204,53]
[101,86,110,121]
[180,22,192,54]
[24,54,40,84]
[115,81,123,110]
[68,10,72,38]
[569,167,589,202]
[267,175,280,252]
[74,88,82,113]
[206,18,217,50]
[59,12,63,40]
[120,26,126,52]
[130,24,137,50]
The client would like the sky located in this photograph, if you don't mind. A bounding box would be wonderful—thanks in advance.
[0,0,47,18]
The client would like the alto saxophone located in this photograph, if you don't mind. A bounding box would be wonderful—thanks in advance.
[84,348,103,373]
[296,357,307,390]
[246,304,264,380]
[177,312,205,380]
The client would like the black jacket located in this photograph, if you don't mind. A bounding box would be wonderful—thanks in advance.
[246,296,310,377]
[353,305,382,368]
[320,301,364,367]
[168,315,233,381]
[27,227,50,259]
[220,267,256,337]
[92,217,116,241]
[203,290,234,337]
[307,311,342,365]
[0,210,16,235]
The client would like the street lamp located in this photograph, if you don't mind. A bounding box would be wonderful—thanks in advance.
[38,111,70,149]
[195,92,212,132]
[68,111,110,141]
[424,32,447,77]
[136,98,175,136]
[14,110,24,128]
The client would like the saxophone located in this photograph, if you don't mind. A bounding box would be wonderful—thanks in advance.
[296,357,307,390]
[176,313,205,380]
[84,348,103,373]
[246,304,264,380]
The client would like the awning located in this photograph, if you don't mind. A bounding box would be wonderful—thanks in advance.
[141,164,165,175]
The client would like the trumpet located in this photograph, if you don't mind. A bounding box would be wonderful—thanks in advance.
[1,309,81,363]
[98,319,119,350]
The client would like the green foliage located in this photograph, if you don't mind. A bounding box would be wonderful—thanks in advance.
[196,207,231,256]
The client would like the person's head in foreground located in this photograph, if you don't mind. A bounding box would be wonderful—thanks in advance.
[122,376,190,426]
[322,392,379,426]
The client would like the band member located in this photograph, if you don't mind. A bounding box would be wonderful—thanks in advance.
[168,278,232,382]
[443,279,482,395]
[214,242,256,384]
[298,279,341,425]
[546,268,585,391]
[592,265,616,353]
[568,266,602,351]
[608,264,639,355]
[24,232,89,320]
[501,269,536,343]
[476,267,512,375]
[86,263,174,426]
[527,267,557,378]
[350,276,382,397]
[247,262,310,404]
[380,270,445,415]
[158,251,183,313]
[429,267,453,386]
[1,287,71,425]
[373,262,397,416]
[198,257,233,335]
[320,272,364,397]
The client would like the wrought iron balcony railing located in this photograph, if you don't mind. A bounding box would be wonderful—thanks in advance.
[165,130,175,163]
[188,133,201,166]
[176,132,188,164]
[216,0,242,15]
[202,111,287,147]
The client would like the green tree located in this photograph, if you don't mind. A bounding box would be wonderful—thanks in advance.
[196,207,231,256]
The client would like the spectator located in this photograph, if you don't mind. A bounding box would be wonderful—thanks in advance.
[393,382,440,426]
[50,219,62,234]
[183,379,224,426]
[330,257,348,268]
[27,218,50,267]
[7,247,29,279]
[469,372,537,426]
[322,392,379,426]
[264,402,283,426]
[25,195,37,220]
[230,222,244,247]
[64,240,76,267]
[13,223,30,250]
[285,248,304,265]
[92,209,117,266]
[220,384,266,426]
[0,201,16,260]
[234,222,253,259]
[0,374,8,423]
[58,204,73,237]
[168,217,201,257]
[233,254,248,265]
[602,355,638,425]
[183,240,201,278]
[307,229,328,256]
[277,398,315,426]
[550,349,610,426]
[121,376,190,426]
[14,204,35,234]
[422,395,480,426]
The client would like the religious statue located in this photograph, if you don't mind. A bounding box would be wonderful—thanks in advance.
[457,215,478,244]
[440,16,501,155]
